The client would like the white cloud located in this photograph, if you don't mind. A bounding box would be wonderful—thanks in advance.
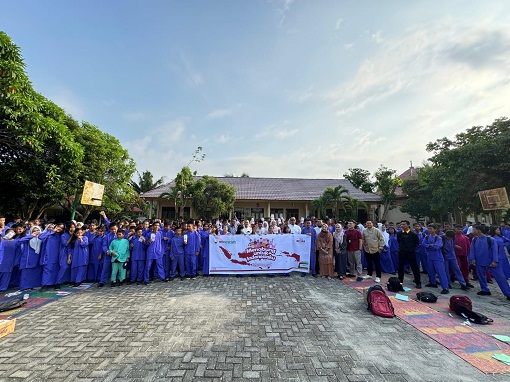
[275,129,299,139]
[206,109,232,119]
[335,18,343,30]
[216,134,230,143]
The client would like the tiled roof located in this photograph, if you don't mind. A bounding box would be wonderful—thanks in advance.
[141,177,381,202]
[396,167,419,197]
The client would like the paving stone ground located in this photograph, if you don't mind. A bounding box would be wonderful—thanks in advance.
[0,274,509,382]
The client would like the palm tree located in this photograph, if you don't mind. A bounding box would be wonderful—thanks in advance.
[130,170,166,194]
[323,185,350,219]
[343,196,368,221]
[312,195,329,219]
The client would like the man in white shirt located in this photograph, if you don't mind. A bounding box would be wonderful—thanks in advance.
[288,217,301,234]
[241,220,252,235]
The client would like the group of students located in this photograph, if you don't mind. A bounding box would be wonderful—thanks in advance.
[1,213,510,300]
[339,219,510,299]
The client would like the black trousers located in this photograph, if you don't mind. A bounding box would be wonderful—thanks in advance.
[398,250,421,284]
[365,251,381,278]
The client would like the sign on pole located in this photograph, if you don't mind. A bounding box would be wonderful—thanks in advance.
[478,187,510,211]
[80,181,105,206]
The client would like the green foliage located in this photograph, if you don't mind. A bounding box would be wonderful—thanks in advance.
[131,170,165,194]
[190,176,236,218]
[343,168,374,193]
[0,32,135,219]
[342,196,368,221]
[403,118,510,219]
[311,195,328,219]
[322,185,350,219]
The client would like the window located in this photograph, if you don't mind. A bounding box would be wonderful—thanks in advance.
[250,208,264,221]
[286,209,299,220]
[270,209,284,220]
[161,207,176,219]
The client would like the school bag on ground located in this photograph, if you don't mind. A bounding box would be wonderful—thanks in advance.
[387,277,404,292]
[367,285,395,318]
[449,295,472,312]
[416,292,438,303]
[454,305,493,325]
[0,294,27,313]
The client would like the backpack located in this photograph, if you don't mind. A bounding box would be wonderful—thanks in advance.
[449,295,472,312]
[0,294,27,313]
[472,236,492,250]
[416,291,438,303]
[366,285,385,308]
[367,286,395,318]
[387,277,404,292]
[454,305,493,325]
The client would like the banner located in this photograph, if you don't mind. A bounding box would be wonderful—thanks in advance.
[209,234,311,274]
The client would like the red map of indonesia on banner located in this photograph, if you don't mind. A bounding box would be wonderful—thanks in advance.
[209,234,311,274]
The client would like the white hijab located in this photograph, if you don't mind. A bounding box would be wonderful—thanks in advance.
[29,226,42,254]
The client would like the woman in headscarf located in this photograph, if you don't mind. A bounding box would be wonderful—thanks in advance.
[333,223,347,279]
[55,222,76,289]
[18,225,50,290]
[317,224,334,278]
[69,227,89,287]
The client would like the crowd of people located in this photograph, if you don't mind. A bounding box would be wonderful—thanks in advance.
[0,213,509,301]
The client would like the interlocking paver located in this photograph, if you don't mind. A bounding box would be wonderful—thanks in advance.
[0,275,509,381]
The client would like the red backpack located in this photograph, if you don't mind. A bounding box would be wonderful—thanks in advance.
[449,295,472,312]
[367,287,395,318]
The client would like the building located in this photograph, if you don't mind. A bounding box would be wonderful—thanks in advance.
[140,177,381,222]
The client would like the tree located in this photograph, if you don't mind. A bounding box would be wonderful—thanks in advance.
[190,176,236,218]
[343,196,368,221]
[343,168,374,193]
[344,166,401,221]
[311,195,328,219]
[323,185,350,219]
[131,170,165,194]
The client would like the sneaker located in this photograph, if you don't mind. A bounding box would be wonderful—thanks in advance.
[312,274,318,278]
[415,283,422,289]
[440,289,449,294]
[54,284,61,290]
[191,276,196,280]
[466,283,475,288]
[346,274,356,278]
[356,277,363,282]
[97,283,103,288]
[425,283,438,288]
[143,282,149,285]
[362,275,372,279]
[110,281,116,287]
[375,277,381,283]
[461,284,469,291]
[477,290,491,296]
[487,279,493,284]
[180,277,185,281]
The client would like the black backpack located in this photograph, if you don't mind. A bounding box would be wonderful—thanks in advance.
[416,291,438,303]
[0,294,26,313]
[387,277,404,292]
[454,305,493,325]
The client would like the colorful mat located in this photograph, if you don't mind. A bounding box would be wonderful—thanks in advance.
[343,275,510,374]
[0,283,92,320]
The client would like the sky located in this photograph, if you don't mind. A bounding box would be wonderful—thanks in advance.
[2,0,510,182]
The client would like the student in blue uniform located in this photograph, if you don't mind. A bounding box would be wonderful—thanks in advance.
[489,226,510,279]
[88,226,104,283]
[129,227,146,284]
[422,224,449,294]
[18,226,48,290]
[39,223,64,291]
[69,227,89,286]
[469,225,510,299]
[184,220,201,279]
[55,222,75,289]
[170,227,186,280]
[144,223,167,284]
[161,221,174,278]
[413,223,428,274]
[301,219,318,277]
[442,230,469,291]
[98,223,118,287]
[0,229,20,291]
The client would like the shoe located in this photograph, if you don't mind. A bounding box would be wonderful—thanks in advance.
[97,283,103,288]
[169,277,174,281]
[118,281,123,286]
[466,283,475,288]
[301,273,307,277]
[346,274,356,278]
[461,285,469,291]
[356,277,363,282]
[448,284,452,289]
[161,278,168,282]
[136,282,141,285]
[415,283,422,289]
[110,282,116,287]
[487,279,493,284]
[507,296,510,301]
[375,277,381,283]
[312,274,318,278]
[362,275,372,279]
[425,283,438,288]
[54,284,61,290]
[477,291,491,296]
[143,282,149,285]
[440,289,449,294]
[191,276,196,280]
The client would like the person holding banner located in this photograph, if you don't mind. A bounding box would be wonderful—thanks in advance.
[317,224,334,279]
[301,219,317,277]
